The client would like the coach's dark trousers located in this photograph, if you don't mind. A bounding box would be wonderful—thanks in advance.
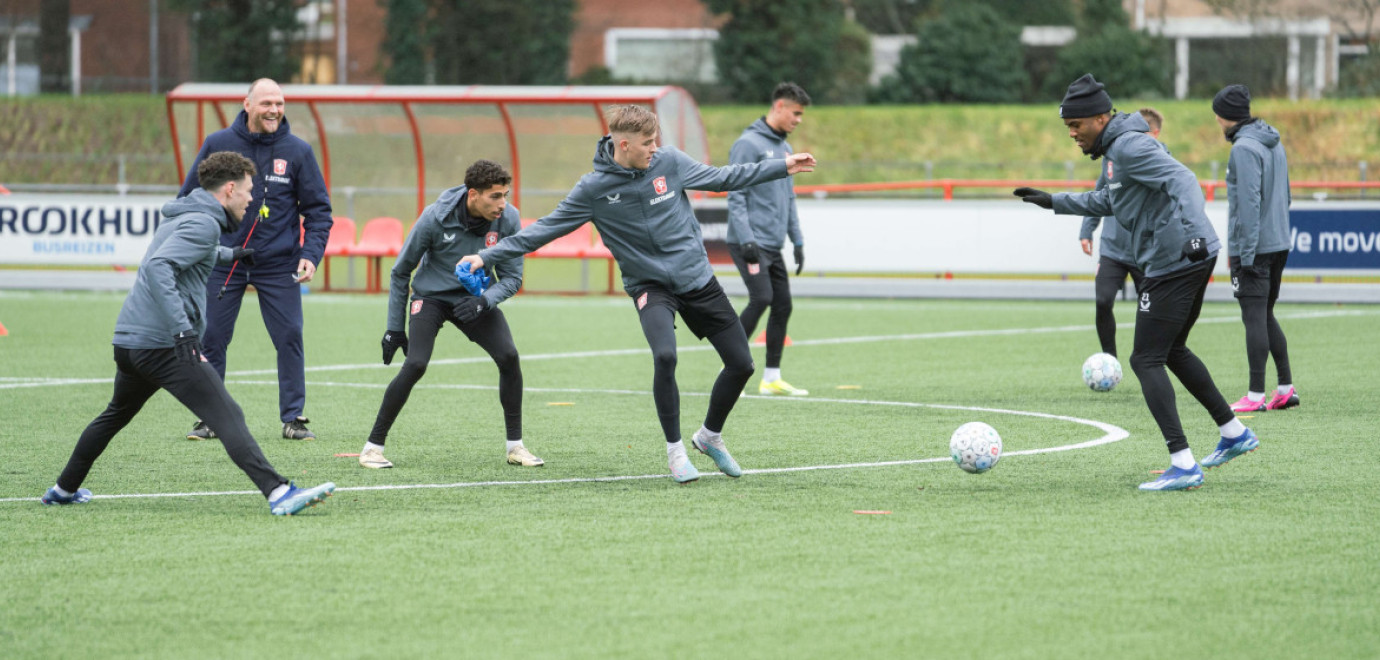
[202,266,306,423]
[57,346,287,497]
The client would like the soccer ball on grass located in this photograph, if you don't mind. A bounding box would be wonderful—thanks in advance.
[1082,352,1123,392]
[949,422,1002,474]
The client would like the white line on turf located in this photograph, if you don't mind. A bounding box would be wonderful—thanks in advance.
[4,308,1370,388]
[0,392,1127,504]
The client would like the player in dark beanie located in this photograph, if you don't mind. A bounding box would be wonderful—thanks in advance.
[1014,74,1259,491]
[1212,84,1298,413]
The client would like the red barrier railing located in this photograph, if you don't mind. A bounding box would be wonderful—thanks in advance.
[755,179,1380,201]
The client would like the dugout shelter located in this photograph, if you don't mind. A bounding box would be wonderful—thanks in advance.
[164,84,711,222]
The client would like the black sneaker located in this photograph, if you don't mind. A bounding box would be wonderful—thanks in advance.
[187,420,217,440]
[282,416,316,440]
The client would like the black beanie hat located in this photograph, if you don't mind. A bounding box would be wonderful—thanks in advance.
[1059,73,1113,119]
[1213,84,1251,121]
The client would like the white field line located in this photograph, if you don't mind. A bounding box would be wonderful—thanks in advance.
[3,308,1371,388]
[0,394,1127,504]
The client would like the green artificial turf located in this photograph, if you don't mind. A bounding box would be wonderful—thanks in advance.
[2,291,1377,659]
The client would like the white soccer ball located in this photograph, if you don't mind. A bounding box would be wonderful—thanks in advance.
[949,422,1002,474]
[1082,352,1123,392]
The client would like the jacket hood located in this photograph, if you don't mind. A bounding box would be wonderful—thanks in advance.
[161,188,233,232]
[230,109,292,144]
[747,117,787,141]
[592,135,647,179]
[1092,111,1151,159]
[1229,118,1279,148]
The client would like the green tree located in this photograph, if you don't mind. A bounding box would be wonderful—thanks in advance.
[172,0,301,83]
[430,0,573,85]
[822,19,874,104]
[382,0,428,84]
[872,2,1025,103]
[706,0,847,103]
[1042,0,1169,99]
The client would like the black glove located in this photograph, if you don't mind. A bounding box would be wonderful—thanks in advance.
[174,331,202,366]
[793,245,805,275]
[231,247,256,267]
[454,296,489,324]
[1182,237,1209,262]
[1013,187,1054,209]
[741,242,761,265]
[381,329,408,365]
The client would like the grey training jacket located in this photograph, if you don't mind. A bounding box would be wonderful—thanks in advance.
[1226,120,1291,266]
[480,136,789,295]
[1052,112,1220,278]
[387,185,524,331]
[1080,140,1173,265]
[113,188,235,348]
[726,117,803,249]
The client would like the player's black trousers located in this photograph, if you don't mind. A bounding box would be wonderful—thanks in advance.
[1093,256,1144,357]
[1129,258,1236,455]
[1230,251,1293,392]
[632,279,755,443]
[729,243,794,369]
[58,347,287,497]
[369,298,522,445]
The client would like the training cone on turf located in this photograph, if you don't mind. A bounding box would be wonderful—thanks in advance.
[0,321,8,336]
[752,330,792,346]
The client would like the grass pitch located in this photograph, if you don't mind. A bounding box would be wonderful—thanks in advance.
[2,289,1377,658]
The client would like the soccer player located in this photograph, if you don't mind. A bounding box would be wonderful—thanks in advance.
[41,152,334,515]
[458,105,817,483]
[178,78,333,441]
[362,160,542,469]
[1212,84,1298,413]
[1079,107,1162,358]
[728,82,812,396]
[1014,74,1258,491]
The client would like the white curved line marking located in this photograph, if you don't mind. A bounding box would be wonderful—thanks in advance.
[1,390,1126,503]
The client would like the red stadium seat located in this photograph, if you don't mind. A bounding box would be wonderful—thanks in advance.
[319,216,358,291]
[348,217,405,293]
[522,219,617,294]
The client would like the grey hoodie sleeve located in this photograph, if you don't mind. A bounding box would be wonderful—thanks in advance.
[1229,143,1266,266]
[480,187,592,265]
[483,212,524,307]
[676,149,789,192]
[215,245,236,265]
[386,214,433,331]
[725,138,757,244]
[786,176,803,247]
[1053,187,1113,218]
[147,217,219,336]
[1079,171,1108,241]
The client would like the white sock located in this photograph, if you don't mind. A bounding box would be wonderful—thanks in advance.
[1247,391,1265,402]
[51,484,72,497]
[763,367,781,382]
[506,439,524,453]
[667,440,686,459]
[269,484,291,501]
[1170,448,1196,470]
[363,441,385,454]
[1220,418,1247,438]
[1278,384,1292,394]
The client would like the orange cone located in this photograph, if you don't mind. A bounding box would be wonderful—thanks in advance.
[0,321,8,336]
[752,330,792,346]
